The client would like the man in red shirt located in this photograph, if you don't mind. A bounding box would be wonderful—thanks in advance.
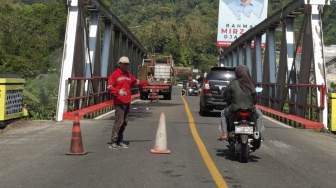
[107,56,149,149]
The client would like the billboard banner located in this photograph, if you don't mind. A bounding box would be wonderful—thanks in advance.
[216,0,268,47]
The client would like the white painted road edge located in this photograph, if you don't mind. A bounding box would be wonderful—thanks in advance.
[264,116,293,129]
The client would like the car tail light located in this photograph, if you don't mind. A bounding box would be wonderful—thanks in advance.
[203,80,211,93]
[238,111,250,117]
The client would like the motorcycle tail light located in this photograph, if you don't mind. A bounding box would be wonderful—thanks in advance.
[203,80,211,94]
[239,111,250,117]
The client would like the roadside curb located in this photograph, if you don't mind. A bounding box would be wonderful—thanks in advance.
[256,105,324,129]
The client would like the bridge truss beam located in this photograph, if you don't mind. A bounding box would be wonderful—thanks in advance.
[56,0,147,121]
[220,0,330,129]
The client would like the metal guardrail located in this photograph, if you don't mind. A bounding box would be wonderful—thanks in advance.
[255,83,325,122]
[66,77,110,112]
[65,77,139,113]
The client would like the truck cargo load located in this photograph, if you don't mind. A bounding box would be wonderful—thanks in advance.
[138,55,174,100]
[154,64,171,81]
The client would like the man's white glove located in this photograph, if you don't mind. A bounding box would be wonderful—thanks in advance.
[119,88,127,96]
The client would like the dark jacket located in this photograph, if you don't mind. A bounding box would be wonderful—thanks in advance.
[224,80,256,113]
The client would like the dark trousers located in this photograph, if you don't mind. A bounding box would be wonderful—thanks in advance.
[111,104,130,144]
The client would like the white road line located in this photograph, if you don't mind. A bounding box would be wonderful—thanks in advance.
[264,116,293,128]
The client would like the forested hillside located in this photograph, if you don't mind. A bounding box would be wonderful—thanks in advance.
[0,0,335,119]
[106,0,219,71]
[105,0,336,70]
[1,0,336,77]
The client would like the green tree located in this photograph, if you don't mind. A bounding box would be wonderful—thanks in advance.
[107,0,219,70]
[0,0,66,119]
[0,1,66,77]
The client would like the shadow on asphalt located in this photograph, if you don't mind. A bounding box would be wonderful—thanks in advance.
[215,148,262,163]
[133,101,183,107]
[106,101,183,121]
[215,148,236,161]
[130,101,182,121]
[124,140,152,144]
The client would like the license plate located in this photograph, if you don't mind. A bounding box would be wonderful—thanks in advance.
[235,126,253,134]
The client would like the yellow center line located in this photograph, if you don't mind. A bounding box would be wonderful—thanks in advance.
[181,96,228,188]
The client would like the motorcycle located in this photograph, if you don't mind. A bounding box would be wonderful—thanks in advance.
[226,87,263,163]
[182,88,186,96]
[187,86,199,96]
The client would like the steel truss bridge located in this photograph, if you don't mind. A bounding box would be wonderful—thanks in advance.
[56,0,332,131]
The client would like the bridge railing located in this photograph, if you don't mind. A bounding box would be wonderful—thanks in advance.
[63,77,139,119]
[255,83,325,122]
[66,77,110,111]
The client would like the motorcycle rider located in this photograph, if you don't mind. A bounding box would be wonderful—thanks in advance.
[218,64,264,140]
[185,77,193,95]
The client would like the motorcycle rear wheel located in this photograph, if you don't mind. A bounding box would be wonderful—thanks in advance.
[239,143,249,163]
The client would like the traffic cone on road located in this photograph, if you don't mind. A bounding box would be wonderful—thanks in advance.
[151,112,171,154]
[66,112,87,155]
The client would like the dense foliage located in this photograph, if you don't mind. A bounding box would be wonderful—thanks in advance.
[105,0,220,71]
[105,0,336,70]
[0,0,335,119]
[0,0,66,119]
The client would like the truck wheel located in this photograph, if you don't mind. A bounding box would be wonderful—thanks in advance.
[167,92,171,100]
[163,92,171,100]
[140,92,148,100]
[140,92,145,99]
[144,92,148,99]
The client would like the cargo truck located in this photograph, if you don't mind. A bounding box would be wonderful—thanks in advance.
[138,55,174,100]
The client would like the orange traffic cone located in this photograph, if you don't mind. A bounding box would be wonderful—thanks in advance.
[66,112,87,155]
[151,112,171,154]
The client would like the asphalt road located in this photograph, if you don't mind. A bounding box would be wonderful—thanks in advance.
[1,86,336,188]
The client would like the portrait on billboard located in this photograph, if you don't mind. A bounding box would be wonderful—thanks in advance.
[216,0,268,47]
[227,0,264,20]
